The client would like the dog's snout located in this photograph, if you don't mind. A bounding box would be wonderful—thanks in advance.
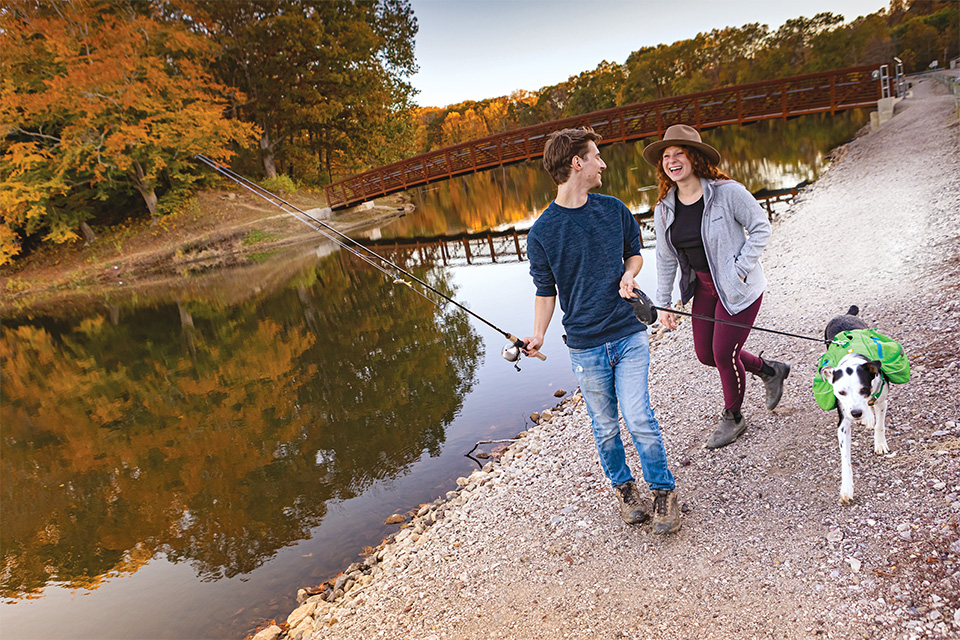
[850,408,863,419]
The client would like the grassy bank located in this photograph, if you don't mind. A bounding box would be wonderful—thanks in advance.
[0,189,412,318]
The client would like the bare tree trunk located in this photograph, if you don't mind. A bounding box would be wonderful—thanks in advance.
[80,221,96,245]
[130,160,159,223]
[260,132,278,179]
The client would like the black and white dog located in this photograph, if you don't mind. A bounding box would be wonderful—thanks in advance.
[819,306,889,504]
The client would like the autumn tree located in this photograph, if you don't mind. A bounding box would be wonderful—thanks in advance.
[0,0,256,264]
[175,0,419,183]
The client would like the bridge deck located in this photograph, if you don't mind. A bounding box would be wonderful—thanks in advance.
[325,65,885,210]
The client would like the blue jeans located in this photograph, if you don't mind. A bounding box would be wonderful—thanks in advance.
[568,330,674,491]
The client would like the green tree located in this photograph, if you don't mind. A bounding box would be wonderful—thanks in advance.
[0,0,256,264]
[176,0,418,183]
[751,12,845,78]
[563,61,624,116]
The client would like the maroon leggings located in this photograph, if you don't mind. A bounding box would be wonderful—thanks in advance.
[691,271,763,413]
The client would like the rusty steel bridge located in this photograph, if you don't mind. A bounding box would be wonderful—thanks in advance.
[324,65,886,210]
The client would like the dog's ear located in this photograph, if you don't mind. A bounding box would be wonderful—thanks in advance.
[821,366,835,382]
[865,360,882,377]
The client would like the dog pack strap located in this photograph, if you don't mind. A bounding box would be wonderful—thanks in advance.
[863,329,911,384]
[868,375,886,406]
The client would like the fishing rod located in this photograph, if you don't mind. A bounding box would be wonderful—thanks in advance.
[627,288,823,343]
[193,154,546,369]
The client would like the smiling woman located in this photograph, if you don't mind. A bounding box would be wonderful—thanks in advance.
[646,124,791,449]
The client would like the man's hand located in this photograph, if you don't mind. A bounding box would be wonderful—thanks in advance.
[619,254,643,299]
[659,310,677,331]
[619,273,639,299]
[522,335,544,357]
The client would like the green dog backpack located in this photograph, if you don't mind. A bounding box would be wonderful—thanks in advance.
[812,328,910,411]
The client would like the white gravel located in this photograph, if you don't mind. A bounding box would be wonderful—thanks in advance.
[259,76,960,640]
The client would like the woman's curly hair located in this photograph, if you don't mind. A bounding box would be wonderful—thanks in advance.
[655,145,731,202]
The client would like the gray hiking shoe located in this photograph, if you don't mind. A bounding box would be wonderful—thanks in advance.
[756,359,790,410]
[705,410,747,449]
[614,481,650,525]
[651,489,681,534]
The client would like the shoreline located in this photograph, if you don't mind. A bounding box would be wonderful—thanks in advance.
[254,76,960,640]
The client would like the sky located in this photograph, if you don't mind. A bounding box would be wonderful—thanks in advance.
[407,0,893,107]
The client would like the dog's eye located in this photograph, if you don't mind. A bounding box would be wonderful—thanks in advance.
[838,390,847,396]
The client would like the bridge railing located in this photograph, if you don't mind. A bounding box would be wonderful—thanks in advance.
[325,65,886,210]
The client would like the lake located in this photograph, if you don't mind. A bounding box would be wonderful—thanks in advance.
[0,113,866,639]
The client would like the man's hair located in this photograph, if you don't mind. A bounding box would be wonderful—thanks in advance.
[542,127,603,185]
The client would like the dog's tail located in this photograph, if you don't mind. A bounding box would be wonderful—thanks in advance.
[846,305,859,316]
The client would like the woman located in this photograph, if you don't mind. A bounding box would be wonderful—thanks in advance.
[643,124,790,449]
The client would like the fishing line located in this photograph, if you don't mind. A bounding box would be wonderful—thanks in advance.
[194,154,545,365]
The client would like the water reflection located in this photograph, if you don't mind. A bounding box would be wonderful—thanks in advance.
[382,111,867,238]
[0,111,868,638]
[1,254,480,601]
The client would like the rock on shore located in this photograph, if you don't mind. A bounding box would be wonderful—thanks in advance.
[257,76,960,640]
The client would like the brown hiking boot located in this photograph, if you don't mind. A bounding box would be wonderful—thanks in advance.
[614,481,650,525]
[651,489,681,534]
[756,359,790,410]
[705,410,747,449]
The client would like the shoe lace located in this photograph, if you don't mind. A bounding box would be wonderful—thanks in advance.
[617,484,637,506]
[653,490,667,516]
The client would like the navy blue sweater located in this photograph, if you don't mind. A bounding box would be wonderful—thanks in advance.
[527,193,645,349]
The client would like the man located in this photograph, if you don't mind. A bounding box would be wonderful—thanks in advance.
[523,127,680,534]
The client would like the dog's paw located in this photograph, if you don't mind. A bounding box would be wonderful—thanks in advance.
[839,485,854,504]
[875,441,890,456]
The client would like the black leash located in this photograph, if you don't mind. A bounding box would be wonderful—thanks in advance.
[627,288,822,343]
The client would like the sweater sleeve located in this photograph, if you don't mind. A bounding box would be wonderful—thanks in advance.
[728,183,771,279]
[654,202,678,309]
[622,202,642,260]
[526,232,557,298]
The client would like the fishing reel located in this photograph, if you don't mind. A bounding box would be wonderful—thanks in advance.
[502,341,524,371]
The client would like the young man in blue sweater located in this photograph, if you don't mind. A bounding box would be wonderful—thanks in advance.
[523,127,680,534]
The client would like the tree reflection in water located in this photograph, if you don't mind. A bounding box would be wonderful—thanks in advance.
[0,253,480,598]
[387,111,869,239]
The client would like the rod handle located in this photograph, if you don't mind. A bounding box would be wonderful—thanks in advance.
[508,335,547,361]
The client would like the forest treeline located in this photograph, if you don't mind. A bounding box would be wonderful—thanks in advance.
[413,1,957,151]
[1,0,957,265]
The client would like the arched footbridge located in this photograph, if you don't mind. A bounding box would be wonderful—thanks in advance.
[325,64,888,210]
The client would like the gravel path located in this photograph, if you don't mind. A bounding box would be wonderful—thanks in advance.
[257,76,960,640]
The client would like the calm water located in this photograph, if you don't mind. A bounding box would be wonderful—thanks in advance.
[0,114,866,639]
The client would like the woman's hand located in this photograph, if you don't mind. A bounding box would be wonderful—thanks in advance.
[659,310,678,331]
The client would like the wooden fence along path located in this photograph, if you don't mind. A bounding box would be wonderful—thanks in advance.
[325,65,885,210]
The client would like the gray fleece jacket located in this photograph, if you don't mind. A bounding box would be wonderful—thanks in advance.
[654,178,771,315]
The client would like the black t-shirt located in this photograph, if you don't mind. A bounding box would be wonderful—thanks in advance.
[672,192,709,273]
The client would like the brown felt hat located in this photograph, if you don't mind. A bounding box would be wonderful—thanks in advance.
[642,124,721,167]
